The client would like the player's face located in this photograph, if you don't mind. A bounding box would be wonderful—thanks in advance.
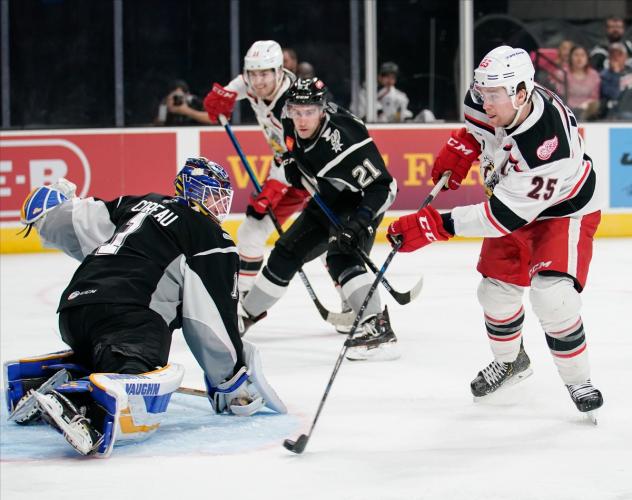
[247,69,277,99]
[474,86,517,127]
[288,105,324,139]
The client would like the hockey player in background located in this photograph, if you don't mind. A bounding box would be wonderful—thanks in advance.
[5,158,285,457]
[239,77,399,361]
[203,40,309,297]
[387,46,603,419]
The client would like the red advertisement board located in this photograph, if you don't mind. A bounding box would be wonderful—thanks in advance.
[0,132,177,223]
[200,127,487,213]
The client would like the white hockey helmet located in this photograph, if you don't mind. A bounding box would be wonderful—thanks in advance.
[243,40,284,92]
[470,46,535,106]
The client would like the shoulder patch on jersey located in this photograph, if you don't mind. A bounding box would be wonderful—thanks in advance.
[536,136,559,160]
[285,136,295,152]
[323,128,344,153]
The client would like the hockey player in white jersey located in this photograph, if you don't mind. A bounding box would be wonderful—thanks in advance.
[387,46,603,420]
[203,40,311,296]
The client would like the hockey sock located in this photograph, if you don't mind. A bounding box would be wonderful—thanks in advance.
[484,306,525,363]
[242,266,289,317]
[340,270,382,322]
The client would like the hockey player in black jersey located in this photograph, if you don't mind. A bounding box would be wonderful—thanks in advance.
[239,77,399,361]
[5,158,285,457]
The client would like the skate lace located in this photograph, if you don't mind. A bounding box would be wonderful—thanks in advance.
[481,361,508,386]
[567,381,598,401]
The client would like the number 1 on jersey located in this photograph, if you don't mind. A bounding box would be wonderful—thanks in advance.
[96,212,149,255]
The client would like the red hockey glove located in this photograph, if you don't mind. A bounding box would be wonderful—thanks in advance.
[246,179,289,220]
[387,205,452,253]
[203,83,237,123]
[431,127,481,190]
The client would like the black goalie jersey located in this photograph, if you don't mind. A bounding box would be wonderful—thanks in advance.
[282,103,397,217]
[37,193,242,382]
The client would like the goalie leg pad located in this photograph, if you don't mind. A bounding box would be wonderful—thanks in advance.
[4,350,88,420]
[87,363,185,457]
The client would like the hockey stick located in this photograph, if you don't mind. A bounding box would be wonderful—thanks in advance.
[298,178,424,305]
[218,114,354,327]
[176,386,206,397]
[283,171,451,455]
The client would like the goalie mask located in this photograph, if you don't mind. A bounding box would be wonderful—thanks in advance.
[243,40,284,93]
[470,46,535,128]
[174,157,233,223]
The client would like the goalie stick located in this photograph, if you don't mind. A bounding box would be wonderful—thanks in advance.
[218,114,355,327]
[283,171,451,454]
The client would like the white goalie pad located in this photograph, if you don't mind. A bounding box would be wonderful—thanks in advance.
[242,340,287,414]
[88,363,185,457]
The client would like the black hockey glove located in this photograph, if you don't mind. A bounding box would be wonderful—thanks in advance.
[280,154,304,189]
[335,207,374,251]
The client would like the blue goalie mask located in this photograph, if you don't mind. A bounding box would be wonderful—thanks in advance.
[174,157,233,223]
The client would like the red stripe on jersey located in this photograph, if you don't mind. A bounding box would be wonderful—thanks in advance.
[484,201,510,235]
[239,271,259,277]
[465,113,495,134]
[485,306,524,324]
[487,331,522,342]
[557,161,591,204]
[238,253,264,262]
[552,343,587,358]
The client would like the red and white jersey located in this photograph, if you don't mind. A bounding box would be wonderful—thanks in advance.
[225,70,295,158]
[452,84,600,238]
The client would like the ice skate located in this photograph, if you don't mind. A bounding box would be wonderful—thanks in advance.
[9,369,70,425]
[470,342,533,398]
[345,306,399,361]
[33,390,102,456]
[566,380,603,425]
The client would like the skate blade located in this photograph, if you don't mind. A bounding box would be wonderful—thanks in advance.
[583,410,598,426]
[345,343,400,362]
[473,367,534,402]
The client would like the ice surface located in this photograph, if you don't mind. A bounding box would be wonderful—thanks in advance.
[1,240,631,500]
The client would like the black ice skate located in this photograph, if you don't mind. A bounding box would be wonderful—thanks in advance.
[566,380,603,424]
[33,390,103,456]
[470,342,533,398]
[345,306,400,361]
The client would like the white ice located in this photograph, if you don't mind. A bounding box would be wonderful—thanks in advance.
[1,240,631,500]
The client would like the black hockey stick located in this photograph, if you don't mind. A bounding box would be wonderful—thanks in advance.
[299,178,424,305]
[283,171,451,455]
[218,114,355,327]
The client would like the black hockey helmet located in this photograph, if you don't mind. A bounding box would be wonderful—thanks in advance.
[285,77,328,106]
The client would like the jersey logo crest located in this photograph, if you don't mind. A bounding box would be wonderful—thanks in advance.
[323,128,343,153]
[536,136,558,161]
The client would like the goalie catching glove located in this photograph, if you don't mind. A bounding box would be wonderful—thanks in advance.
[203,83,237,123]
[20,178,77,235]
[387,205,452,253]
[205,340,286,416]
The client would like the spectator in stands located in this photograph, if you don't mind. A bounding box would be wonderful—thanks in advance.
[599,43,632,119]
[590,16,632,70]
[357,62,412,123]
[154,80,210,126]
[297,62,315,79]
[557,45,601,121]
[556,39,573,69]
[282,48,298,75]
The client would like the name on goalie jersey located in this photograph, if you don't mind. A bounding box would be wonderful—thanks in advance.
[131,200,179,227]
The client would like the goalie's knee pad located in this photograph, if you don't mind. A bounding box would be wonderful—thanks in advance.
[77,363,185,457]
[4,350,89,424]
[529,274,581,333]
[205,340,286,416]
